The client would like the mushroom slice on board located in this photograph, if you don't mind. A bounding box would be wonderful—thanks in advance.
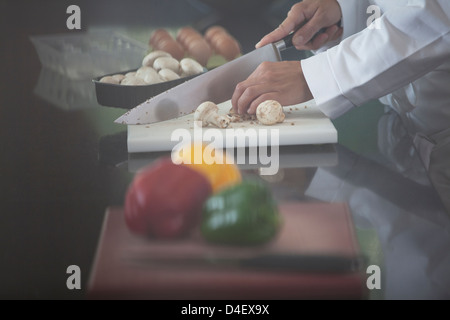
[194,101,230,128]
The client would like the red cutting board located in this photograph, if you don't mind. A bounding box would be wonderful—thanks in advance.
[88,202,367,300]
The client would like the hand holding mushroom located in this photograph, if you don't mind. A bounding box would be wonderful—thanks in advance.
[228,100,286,125]
[195,100,285,128]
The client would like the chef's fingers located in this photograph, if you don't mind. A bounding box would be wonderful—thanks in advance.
[291,15,331,48]
[302,24,342,51]
[234,81,274,115]
[256,19,301,48]
[247,93,280,115]
[257,0,342,48]
[255,2,308,48]
[232,63,268,114]
[290,0,342,48]
[329,25,343,41]
[231,79,251,114]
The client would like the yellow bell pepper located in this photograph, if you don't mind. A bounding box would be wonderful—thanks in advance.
[172,143,241,193]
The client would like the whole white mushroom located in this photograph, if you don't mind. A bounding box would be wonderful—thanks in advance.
[256,100,285,125]
[136,66,157,79]
[136,66,161,84]
[153,57,180,74]
[121,76,148,86]
[99,76,120,85]
[111,74,126,83]
[194,101,230,128]
[125,71,137,77]
[180,58,204,77]
[142,50,172,67]
[158,68,181,82]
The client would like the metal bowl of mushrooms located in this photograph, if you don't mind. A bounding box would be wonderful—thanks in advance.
[93,51,207,109]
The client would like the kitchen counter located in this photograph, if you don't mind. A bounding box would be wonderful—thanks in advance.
[1,0,449,300]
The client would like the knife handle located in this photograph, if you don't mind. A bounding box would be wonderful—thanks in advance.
[241,254,366,273]
[280,31,296,50]
[275,25,327,52]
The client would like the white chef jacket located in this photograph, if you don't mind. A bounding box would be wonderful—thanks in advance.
[301,0,450,136]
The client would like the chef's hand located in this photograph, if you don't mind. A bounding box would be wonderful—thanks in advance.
[231,0,342,115]
[231,61,313,115]
[256,0,343,50]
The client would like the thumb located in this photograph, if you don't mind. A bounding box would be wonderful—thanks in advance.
[255,18,299,48]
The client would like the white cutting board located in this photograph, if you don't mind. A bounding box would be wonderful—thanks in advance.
[127,99,337,153]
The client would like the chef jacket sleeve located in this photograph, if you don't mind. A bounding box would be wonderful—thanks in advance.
[301,0,450,119]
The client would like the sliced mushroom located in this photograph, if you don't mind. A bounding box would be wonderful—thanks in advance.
[142,50,172,67]
[256,100,285,125]
[227,107,256,122]
[194,101,230,129]
[180,58,204,77]
[153,57,180,74]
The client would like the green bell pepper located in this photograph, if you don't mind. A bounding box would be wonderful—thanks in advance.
[201,180,281,245]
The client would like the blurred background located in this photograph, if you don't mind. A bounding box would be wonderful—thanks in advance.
[2,0,449,300]
[1,0,305,300]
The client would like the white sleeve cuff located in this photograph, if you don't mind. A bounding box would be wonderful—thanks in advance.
[301,53,355,119]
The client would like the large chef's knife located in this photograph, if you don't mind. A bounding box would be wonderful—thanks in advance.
[114,32,298,125]
[129,253,366,273]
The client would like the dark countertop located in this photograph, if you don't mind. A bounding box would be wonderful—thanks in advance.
[1,0,449,300]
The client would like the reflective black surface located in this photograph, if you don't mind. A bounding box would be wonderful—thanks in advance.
[2,0,449,299]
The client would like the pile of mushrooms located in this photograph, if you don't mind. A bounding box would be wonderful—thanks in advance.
[99,50,204,86]
[194,100,285,128]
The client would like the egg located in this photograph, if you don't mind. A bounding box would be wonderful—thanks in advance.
[212,34,241,61]
[155,39,185,61]
[204,25,227,42]
[187,39,212,66]
[177,26,203,48]
[149,29,172,47]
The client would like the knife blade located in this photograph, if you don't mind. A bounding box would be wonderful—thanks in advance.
[127,253,366,273]
[114,34,296,125]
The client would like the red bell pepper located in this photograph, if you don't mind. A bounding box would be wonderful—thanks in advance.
[124,157,212,238]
